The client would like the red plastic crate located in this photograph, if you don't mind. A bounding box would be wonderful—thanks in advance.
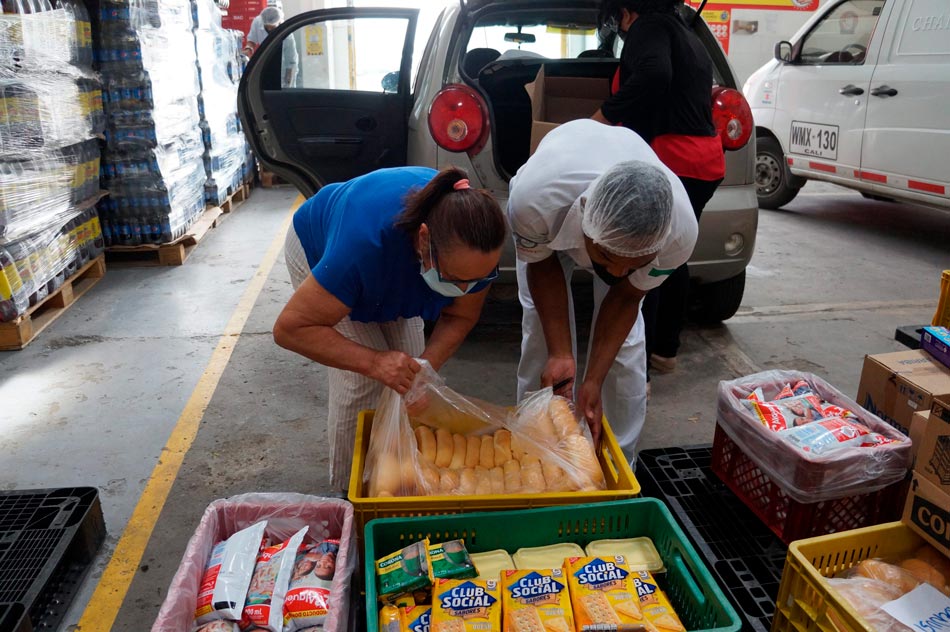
[710,426,906,544]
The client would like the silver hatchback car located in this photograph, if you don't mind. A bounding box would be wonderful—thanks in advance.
[239,0,758,322]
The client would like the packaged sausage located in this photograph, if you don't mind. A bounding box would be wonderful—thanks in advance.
[430,540,477,581]
[194,520,268,625]
[377,539,435,598]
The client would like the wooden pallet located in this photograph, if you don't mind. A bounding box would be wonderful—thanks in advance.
[105,205,225,267]
[218,182,250,213]
[260,169,287,188]
[0,255,107,351]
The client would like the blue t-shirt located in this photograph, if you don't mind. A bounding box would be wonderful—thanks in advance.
[293,167,486,323]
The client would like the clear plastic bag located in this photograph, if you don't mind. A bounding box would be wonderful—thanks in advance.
[825,578,912,632]
[151,493,357,632]
[717,370,911,503]
[364,361,606,497]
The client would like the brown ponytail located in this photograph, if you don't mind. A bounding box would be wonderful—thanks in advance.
[395,166,507,253]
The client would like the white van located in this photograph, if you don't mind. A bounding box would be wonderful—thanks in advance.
[743,0,950,210]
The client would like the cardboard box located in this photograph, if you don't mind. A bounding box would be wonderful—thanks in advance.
[525,66,611,154]
[910,410,931,468]
[856,350,950,435]
[917,396,950,489]
[922,326,950,370]
[903,473,950,558]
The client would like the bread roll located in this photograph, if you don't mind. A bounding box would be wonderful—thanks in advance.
[420,463,441,495]
[900,559,948,594]
[439,468,460,495]
[480,435,495,469]
[399,458,419,496]
[475,475,492,496]
[854,560,919,594]
[549,397,579,438]
[493,429,512,464]
[534,409,558,443]
[378,491,393,497]
[503,459,522,493]
[542,460,568,491]
[465,435,481,468]
[435,428,453,468]
[522,458,545,494]
[562,434,605,488]
[459,468,478,495]
[510,433,530,460]
[915,545,950,583]
[372,452,402,497]
[450,434,467,469]
[490,467,505,494]
[415,426,436,464]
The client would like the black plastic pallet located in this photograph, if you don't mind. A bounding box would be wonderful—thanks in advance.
[895,324,926,350]
[0,487,106,632]
[636,446,787,632]
[0,604,28,632]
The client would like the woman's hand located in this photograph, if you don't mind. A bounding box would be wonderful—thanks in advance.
[370,351,421,394]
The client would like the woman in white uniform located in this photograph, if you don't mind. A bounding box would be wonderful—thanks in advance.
[508,119,698,461]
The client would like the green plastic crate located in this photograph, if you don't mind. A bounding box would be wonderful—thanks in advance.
[364,498,742,632]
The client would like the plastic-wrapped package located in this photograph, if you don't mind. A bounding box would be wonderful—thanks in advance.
[824,578,911,632]
[0,205,104,321]
[717,371,911,502]
[151,493,357,632]
[364,361,607,497]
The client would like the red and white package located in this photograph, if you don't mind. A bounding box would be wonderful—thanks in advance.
[241,527,309,632]
[746,393,825,431]
[197,622,240,632]
[779,417,874,455]
[194,521,267,626]
[282,539,340,631]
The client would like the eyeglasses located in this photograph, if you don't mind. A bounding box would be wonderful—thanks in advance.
[430,241,499,286]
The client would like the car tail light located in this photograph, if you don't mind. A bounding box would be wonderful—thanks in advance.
[428,84,489,154]
[711,86,753,150]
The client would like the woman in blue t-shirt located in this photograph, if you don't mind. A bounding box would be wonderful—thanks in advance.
[277,166,506,489]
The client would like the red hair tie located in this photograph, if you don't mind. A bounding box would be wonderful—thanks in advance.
[453,179,470,191]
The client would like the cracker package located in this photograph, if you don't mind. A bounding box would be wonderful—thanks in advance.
[431,578,501,632]
[430,540,477,581]
[632,571,685,632]
[378,539,435,598]
[565,556,643,628]
[502,569,574,632]
[403,606,432,632]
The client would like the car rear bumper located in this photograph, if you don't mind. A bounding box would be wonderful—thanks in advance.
[688,183,758,284]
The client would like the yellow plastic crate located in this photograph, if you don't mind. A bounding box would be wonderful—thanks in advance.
[772,522,928,632]
[347,410,640,536]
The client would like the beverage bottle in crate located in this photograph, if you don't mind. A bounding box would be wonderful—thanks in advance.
[0,245,29,322]
[55,0,93,68]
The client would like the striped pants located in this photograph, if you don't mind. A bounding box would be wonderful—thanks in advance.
[284,228,424,490]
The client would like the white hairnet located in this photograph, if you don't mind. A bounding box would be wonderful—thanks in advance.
[261,6,283,25]
[581,161,674,258]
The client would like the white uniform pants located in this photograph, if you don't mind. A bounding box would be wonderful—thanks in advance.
[285,228,425,490]
[516,253,647,463]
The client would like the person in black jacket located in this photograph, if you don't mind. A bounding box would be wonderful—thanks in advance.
[593,0,725,377]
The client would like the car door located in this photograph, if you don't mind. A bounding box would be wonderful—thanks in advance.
[777,0,886,182]
[859,0,950,207]
[238,7,418,196]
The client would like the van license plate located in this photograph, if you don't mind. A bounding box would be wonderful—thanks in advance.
[789,121,839,160]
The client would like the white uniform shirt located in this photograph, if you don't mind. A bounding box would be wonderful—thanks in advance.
[507,119,698,293]
[247,14,267,47]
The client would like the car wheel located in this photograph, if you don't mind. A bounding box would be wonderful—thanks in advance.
[755,136,803,209]
[692,270,746,324]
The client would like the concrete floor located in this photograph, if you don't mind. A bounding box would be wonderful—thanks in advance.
[0,180,946,630]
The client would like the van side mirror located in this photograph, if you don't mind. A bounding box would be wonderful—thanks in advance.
[774,41,793,63]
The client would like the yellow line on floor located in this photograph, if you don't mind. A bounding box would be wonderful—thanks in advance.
[77,195,304,631]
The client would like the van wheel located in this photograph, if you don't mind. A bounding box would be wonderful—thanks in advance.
[756,137,803,209]
[692,271,746,324]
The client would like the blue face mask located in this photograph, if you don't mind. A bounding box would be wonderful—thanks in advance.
[420,263,473,297]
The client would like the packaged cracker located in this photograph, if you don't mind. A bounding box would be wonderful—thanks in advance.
[430,540,477,581]
[403,606,432,632]
[565,556,643,627]
[242,527,309,632]
[631,571,686,632]
[283,539,340,631]
[431,578,501,632]
[378,539,435,599]
[502,569,574,632]
[194,521,268,625]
